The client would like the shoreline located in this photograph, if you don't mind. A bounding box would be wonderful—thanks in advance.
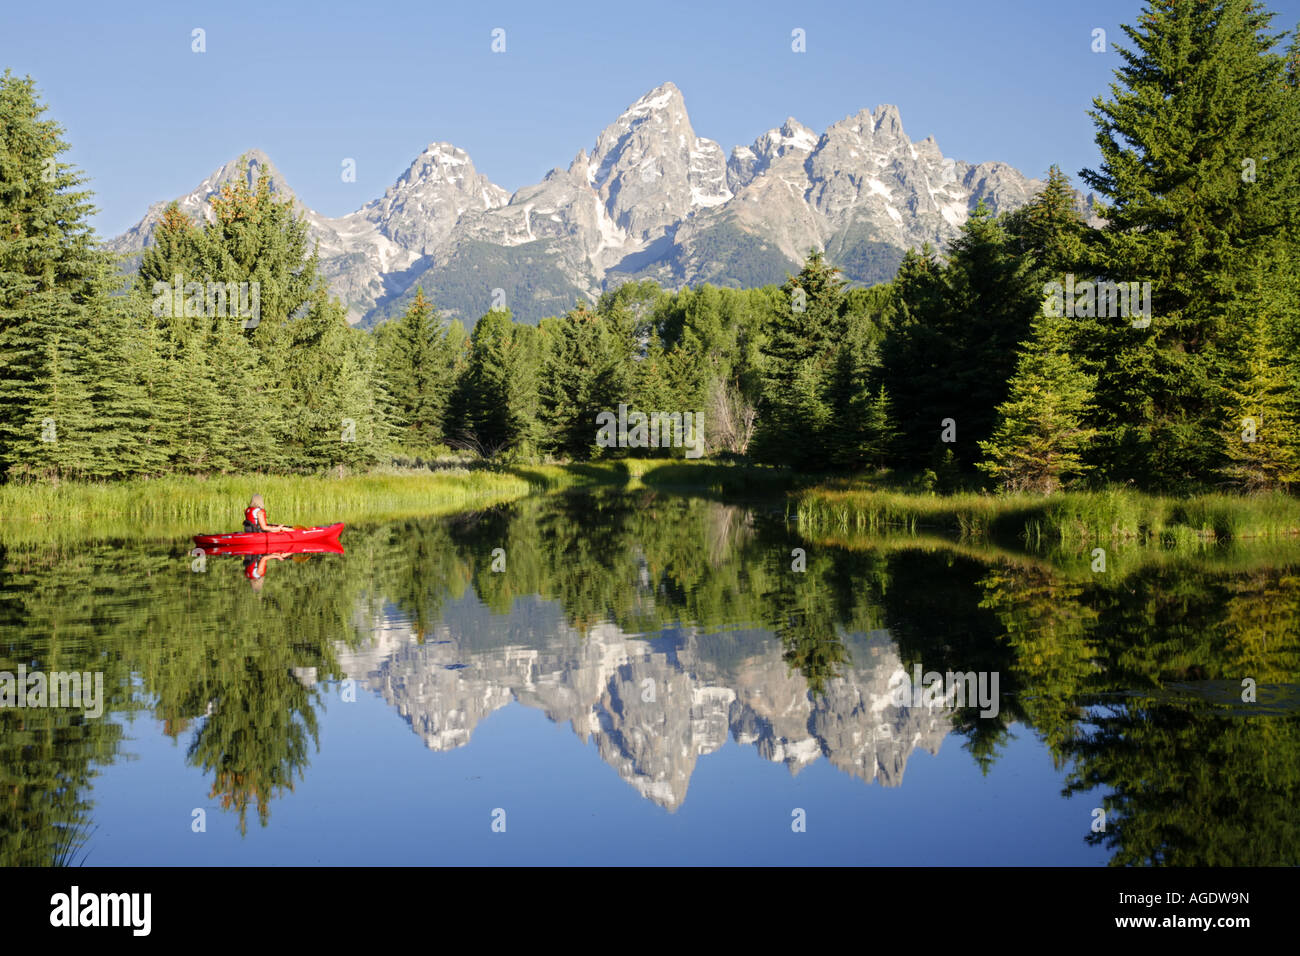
[794,484,1300,547]
[4,462,1300,554]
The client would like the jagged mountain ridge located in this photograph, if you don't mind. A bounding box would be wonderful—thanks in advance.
[110,82,1062,326]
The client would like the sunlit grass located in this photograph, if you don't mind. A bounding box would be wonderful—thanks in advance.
[794,484,1300,546]
[0,458,788,547]
[0,470,588,547]
[16,461,1297,555]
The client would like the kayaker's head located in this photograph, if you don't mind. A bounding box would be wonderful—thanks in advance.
[250,494,265,509]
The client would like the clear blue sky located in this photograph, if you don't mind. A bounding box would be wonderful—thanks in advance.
[4,0,1299,237]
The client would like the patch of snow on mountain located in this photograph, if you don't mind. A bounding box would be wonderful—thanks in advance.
[627,88,675,116]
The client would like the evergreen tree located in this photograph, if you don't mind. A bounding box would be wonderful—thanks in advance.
[881,207,1040,471]
[1218,260,1300,491]
[131,204,232,472]
[0,71,115,480]
[136,202,201,307]
[538,304,607,459]
[977,305,1098,493]
[754,250,848,468]
[586,295,638,446]
[1002,165,1091,278]
[828,315,886,470]
[632,331,676,414]
[461,308,540,457]
[939,203,1041,456]
[877,245,945,470]
[161,159,387,472]
[1079,0,1300,489]
[378,288,457,454]
[80,300,176,478]
[310,324,391,471]
[859,385,900,469]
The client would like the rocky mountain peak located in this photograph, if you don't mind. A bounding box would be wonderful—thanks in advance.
[620,81,686,119]
[580,82,730,242]
[107,148,295,252]
[567,148,590,176]
[871,103,906,138]
[360,141,508,255]
[727,117,819,192]
[112,85,1057,327]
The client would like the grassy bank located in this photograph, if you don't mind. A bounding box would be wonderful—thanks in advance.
[0,459,787,547]
[794,483,1300,546]
[0,468,578,547]
[804,527,1300,581]
[11,461,1300,553]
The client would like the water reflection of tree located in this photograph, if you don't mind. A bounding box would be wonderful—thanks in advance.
[0,543,135,865]
[882,550,1022,774]
[7,499,1300,863]
[762,545,886,697]
[1065,704,1300,865]
[186,648,324,836]
[377,517,470,640]
[446,491,886,696]
[132,542,369,835]
[978,563,1097,763]
[982,559,1300,865]
[0,706,122,866]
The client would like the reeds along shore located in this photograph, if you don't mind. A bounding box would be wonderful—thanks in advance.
[0,470,542,547]
[0,460,786,547]
[793,487,1300,546]
[5,462,1300,554]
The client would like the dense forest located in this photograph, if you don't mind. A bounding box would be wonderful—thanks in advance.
[2,0,1298,495]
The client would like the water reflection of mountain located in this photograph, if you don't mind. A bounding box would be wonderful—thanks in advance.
[9,491,1298,863]
[334,593,954,810]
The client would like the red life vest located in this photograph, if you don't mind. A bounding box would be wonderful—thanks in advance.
[244,506,266,532]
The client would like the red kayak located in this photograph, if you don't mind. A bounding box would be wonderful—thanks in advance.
[199,539,345,557]
[193,522,345,549]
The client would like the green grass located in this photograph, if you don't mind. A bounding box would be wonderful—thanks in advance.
[0,458,790,547]
[803,524,1300,581]
[13,460,1299,556]
[794,483,1300,547]
[0,468,597,547]
[634,459,797,495]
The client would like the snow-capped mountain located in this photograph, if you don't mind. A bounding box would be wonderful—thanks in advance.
[110,81,1060,326]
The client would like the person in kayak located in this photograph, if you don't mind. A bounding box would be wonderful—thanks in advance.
[244,494,292,534]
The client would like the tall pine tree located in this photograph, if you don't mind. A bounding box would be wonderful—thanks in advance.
[880,206,1040,471]
[377,288,457,454]
[0,71,122,480]
[754,249,848,469]
[1079,0,1300,489]
[977,304,1098,493]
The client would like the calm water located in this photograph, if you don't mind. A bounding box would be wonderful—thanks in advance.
[2,489,1298,866]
